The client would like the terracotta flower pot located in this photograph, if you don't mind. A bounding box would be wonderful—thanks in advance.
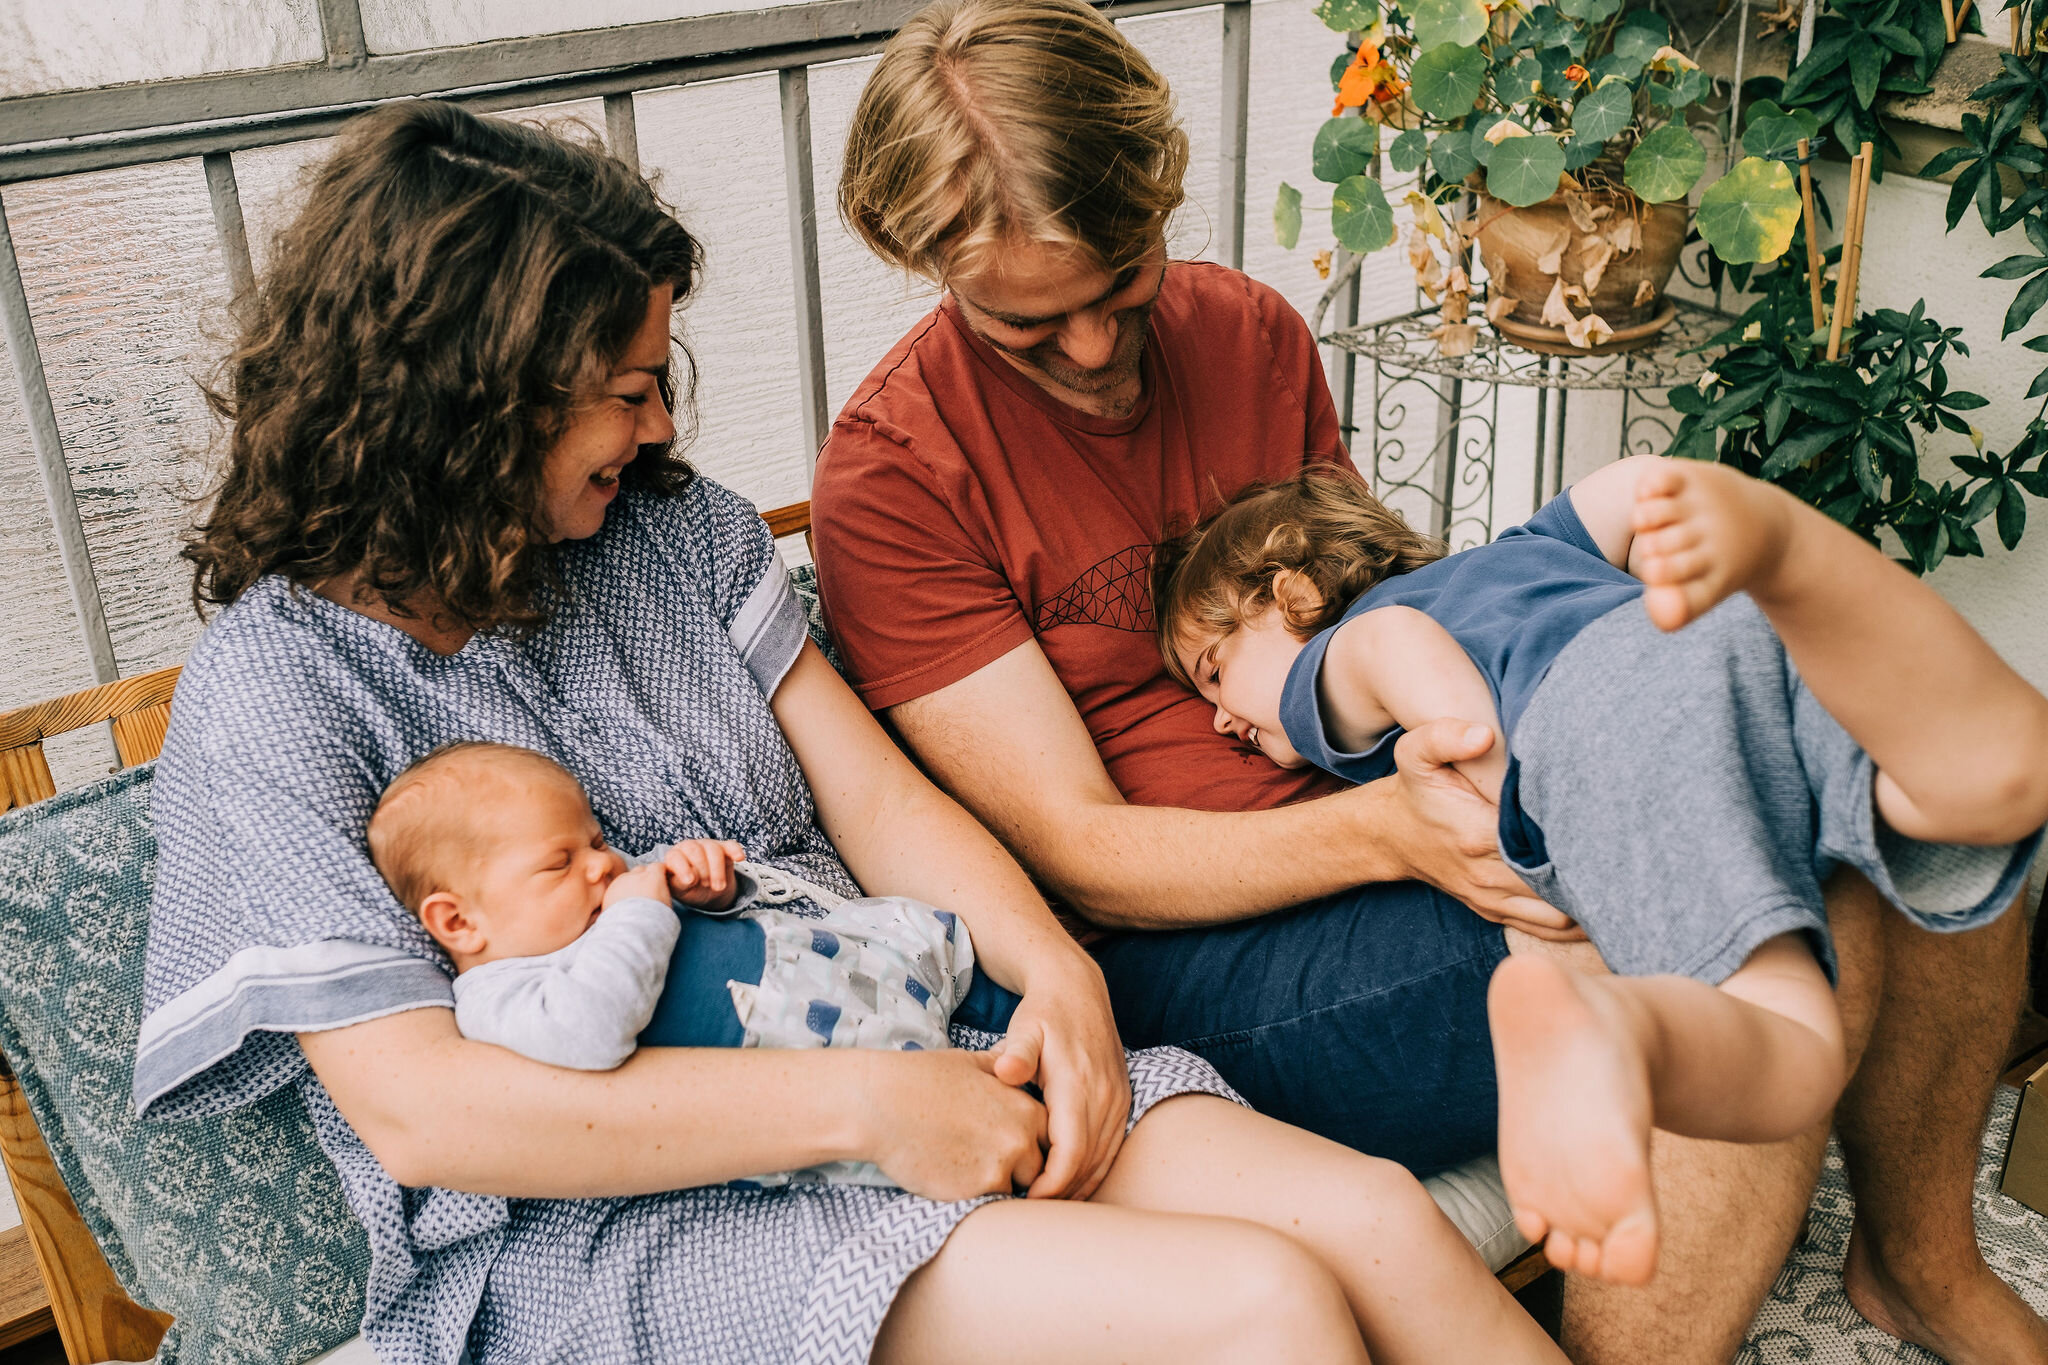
[1471,187,1689,353]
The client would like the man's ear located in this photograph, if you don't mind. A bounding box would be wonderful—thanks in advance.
[419,892,486,958]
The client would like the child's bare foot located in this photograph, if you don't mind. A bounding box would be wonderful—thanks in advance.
[1488,954,1660,1285]
[1631,459,1795,632]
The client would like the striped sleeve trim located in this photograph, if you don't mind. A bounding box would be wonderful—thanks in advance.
[729,547,808,698]
[134,939,454,1117]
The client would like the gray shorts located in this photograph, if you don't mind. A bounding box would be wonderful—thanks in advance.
[1504,597,2038,986]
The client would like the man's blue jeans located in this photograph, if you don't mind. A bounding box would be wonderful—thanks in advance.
[1090,881,1508,1176]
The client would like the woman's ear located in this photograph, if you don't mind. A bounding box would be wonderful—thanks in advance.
[419,892,486,959]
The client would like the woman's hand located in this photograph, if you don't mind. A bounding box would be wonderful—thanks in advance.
[1382,718,1585,941]
[860,1050,1050,1202]
[993,955,1130,1201]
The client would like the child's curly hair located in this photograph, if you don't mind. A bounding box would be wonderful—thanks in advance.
[1154,465,1445,688]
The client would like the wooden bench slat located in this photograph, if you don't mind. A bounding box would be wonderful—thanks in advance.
[0,667,180,753]
[0,1075,170,1363]
[0,746,57,815]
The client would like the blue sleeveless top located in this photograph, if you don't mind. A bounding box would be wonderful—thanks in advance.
[1276,490,1640,790]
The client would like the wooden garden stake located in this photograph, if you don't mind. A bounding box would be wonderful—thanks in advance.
[1798,138,1825,333]
[1942,0,1957,42]
[1829,145,1874,362]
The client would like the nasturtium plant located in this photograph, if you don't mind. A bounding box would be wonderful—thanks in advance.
[1622,122,1707,202]
[1487,135,1570,206]
[1274,181,1303,250]
[1332,173,1398,251]
[1409,42,1489,118]
[1390,128,1431,173]
[1695,157,1801,264]
[1571,81,1636,143]
[1406,0,1489,51]
[1312,116,1381,182]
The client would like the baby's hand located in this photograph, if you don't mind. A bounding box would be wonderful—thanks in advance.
[603,862,672,910]
[664,839,747,911]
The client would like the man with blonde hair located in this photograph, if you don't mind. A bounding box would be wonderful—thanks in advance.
[812,1,2045,1360]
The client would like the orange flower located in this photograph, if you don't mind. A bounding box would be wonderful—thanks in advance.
[1565,63,1590,84]
[1332,43,1404,116]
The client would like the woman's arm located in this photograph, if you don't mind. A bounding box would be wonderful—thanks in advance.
[1562,453,1666,571]
[770,640,1133,1199]
[1323,608,1507,804]
[298,1005,1046,1199]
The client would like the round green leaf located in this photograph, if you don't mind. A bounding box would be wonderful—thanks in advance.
[1741,98,1822,160]
[1410,42,1489,119]
[1506,55,1546,99]
[1486,135,1568,207]
[1610,10,1669,66]
[1329,48,1352,91]
[1408,0,1490,51]
[1623,123,1707,202]
[1469,110,1506,166]
[1386,129,1427,174]
[1430,128,1481,182]
[1314,0,1376,34]
[1331,174,1398,252]
[1558,0,1619,20]
[1274,182,1303,250]
[1564,135,1608,170]
[1697,156,1802,264]
[1312,116,1381,183]
[1571,80,1635,143]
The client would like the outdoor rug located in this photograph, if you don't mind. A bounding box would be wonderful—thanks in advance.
[1739,1083,2045,1363]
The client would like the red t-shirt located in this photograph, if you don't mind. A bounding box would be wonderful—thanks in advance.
[812,261,1350,813]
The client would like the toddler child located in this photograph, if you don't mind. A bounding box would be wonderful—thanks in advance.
[1153,456,2048,1284]
[366,740,978,1187]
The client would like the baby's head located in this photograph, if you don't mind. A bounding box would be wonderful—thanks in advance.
[1154,465,1443,768]
[368,741,627,971]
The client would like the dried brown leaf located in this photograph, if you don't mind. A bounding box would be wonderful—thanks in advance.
[1535,225,1572,276]
[1581,240,1616,295]
[1606,214,1641,255]
[1485,293,1520,324]
[1431,322,1479,357]
[1633,279,1657,307]
[1541,278,1577,327]
[1562,312,1615,348]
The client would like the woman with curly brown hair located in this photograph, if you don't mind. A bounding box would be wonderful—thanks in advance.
[131,99,1561,1364]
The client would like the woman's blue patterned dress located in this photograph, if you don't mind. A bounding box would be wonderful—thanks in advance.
[132,477,1237,1364]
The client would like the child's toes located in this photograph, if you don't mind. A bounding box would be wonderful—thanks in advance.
[1514,1205,1550,1247]
[1635,459,1687,502]
[1544,1227,1581,1275]
[1642,584,1697,633]
[1599,1211,1660,1286]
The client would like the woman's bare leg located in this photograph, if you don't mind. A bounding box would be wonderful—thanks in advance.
[1489,935,1845,1286]
[1091,1095,1565,1365]
[873,1197,1369,1365]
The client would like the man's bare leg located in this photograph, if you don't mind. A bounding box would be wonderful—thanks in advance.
[1511,871,1887,1363]
[1835,885,2047,1365]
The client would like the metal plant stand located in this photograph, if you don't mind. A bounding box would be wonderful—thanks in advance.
[1321,295,1738,547]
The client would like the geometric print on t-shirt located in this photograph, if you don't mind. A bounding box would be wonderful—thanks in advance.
[1035,544,1154,634]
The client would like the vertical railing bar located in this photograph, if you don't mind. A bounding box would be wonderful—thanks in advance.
[317,0,369,68]
[0,194,120,692]
[1337,254,1361,440]
[1218,1,1253,270]
[779,66,831,480]
[1431,376,1460,540]
[202,153,255,300]
[604,93,641,173]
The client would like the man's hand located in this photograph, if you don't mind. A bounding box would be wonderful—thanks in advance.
[604,861,672,909]
[1382,718,1584,941]
[662,840,747,911]
[989,955,1131,1200]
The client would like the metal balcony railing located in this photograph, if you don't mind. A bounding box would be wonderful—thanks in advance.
[0,0,1255,693]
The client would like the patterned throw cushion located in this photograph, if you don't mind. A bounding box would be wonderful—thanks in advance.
[0,565,840,1363]
[0,765,370,1365]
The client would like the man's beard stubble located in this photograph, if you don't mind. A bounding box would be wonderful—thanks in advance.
[987,301,1155,396]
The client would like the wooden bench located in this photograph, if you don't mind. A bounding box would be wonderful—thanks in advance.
[0,499,1548,1360]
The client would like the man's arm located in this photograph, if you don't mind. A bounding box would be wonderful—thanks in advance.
[888,637,1570,933]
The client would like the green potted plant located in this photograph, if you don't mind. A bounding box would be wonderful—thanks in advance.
[1278,0,1805,355]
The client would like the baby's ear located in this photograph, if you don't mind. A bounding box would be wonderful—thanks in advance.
[1271,568,1325,623]
[419,892,485,958]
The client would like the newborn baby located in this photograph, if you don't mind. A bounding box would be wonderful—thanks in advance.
[366,740,975,1187]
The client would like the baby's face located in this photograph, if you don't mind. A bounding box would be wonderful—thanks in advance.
[465,777,631,961]
[1177,606,1309,769]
